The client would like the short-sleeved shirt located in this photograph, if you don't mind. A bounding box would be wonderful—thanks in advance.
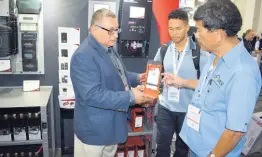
[255,40,262,50]
[180,41,261,157]
[154,37,209,112]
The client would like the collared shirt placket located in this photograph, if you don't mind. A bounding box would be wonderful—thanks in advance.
[107,48,130,91]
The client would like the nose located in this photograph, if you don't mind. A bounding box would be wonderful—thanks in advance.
[112,31,118,39]
[172,29,178,35]
[114,31,118,38]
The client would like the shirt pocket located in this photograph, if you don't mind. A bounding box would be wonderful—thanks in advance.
[203,78,225,111]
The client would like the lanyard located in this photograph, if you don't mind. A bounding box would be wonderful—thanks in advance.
[108,48,130,91]
[173,42,188,75]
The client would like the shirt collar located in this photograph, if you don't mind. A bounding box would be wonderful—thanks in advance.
[223,41,246,69]
[171,37,196,52]
[210,41,245,69]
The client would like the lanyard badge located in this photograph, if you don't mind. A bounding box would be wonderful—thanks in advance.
[168,42,188,102]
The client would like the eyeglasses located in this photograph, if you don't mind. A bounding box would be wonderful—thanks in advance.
[95,24,121,35]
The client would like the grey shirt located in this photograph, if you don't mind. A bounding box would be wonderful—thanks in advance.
[154,38,209,112]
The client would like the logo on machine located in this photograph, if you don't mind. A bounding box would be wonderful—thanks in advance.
[128,21,136,25]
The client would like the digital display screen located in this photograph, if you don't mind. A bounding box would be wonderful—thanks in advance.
[130,6,145,19]
[24,53,33,58]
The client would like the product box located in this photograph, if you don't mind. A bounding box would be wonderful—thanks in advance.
[242,112,262,156]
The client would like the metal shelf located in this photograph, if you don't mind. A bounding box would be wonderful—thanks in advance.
[0,86,52,108]
[0,86,56,157]
[0,139,42,146]
[128,123,153,136]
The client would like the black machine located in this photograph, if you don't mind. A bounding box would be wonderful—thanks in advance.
[118,0,152,57]
[0,23,12,57]
[0,6,18,57]
[21,32,38,71]
[17,0,42,14]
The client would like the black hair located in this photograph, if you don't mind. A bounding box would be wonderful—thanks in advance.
[168,8,189,23]
[188,26,197,37]
[193,0,242,37]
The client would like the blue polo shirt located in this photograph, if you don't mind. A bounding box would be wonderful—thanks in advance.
[154,37,209,112]
[180,41,261,157]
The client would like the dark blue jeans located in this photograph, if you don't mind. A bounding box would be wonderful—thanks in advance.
[156,105,189,157]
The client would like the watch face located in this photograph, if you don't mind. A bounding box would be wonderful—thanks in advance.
[211,154,216,157]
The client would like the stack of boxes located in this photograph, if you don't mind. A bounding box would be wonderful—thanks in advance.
[115,137,146,157]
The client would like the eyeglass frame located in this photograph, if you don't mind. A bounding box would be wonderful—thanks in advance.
[95,24,121,35]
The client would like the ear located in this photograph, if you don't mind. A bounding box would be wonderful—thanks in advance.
[186,24,190,33]
[89,25,96,33]
[216,29,225,43]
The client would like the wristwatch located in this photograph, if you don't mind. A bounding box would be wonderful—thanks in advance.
[210,153,216,157]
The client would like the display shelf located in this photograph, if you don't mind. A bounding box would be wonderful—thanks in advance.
[0,87,52,108]
[128,123,153,136]
[0,139,42,146]
[0,86,55,157]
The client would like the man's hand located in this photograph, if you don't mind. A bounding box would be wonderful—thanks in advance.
[161,73,186,88]
[132,86,154,105]
[139,73,147,84]
[209,129,245,157]
[136,85,145,92]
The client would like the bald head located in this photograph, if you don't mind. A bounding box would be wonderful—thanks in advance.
[245,29,257,41]
[91,8,116,26]
[246,29,254,35]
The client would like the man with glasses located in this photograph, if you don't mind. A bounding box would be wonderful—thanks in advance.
[70,9,154,157]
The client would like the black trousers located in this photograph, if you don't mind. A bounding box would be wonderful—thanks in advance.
[156,105,189,157]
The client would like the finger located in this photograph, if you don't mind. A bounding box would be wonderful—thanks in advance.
[166,80,175,86]
[145,95,155,101]
[137,88,143,92]
[136,85,142,88]
[142,93,153,99]
[137,86,144,92]
[167,80,172,85]
[163,80,169,86]
[161,77,167,82]
[166,79,172,85]
[143,103,151,107]
[162,79,167,85]
[161,73,172,77]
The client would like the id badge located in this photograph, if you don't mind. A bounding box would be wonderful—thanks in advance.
[168,86,180,102]
[187,104,201,132]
